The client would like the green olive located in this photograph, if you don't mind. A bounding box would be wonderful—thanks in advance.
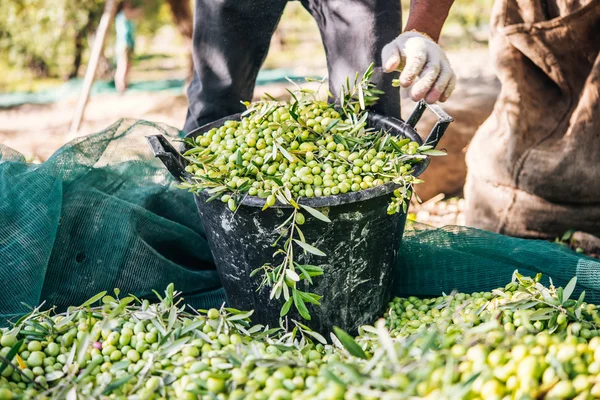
[207,309,220,320]
[26,352,45,368]
[227,198,237,212]
[206,377,226,394]
[295,213,306,225]
[0,336,17,348]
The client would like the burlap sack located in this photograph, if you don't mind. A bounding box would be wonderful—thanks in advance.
[465,0,600,238]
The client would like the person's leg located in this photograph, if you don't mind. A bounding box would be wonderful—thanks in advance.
[115,46,130,93]
[303,0,402,118]
[184,0,288,133]
[123,48,132,91]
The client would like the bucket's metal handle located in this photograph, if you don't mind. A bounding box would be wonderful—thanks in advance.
[405,100,453,149]
[146,135,189,181]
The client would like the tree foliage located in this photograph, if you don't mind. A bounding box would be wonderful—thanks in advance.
[0,0,106,78]
[0,0,182,79]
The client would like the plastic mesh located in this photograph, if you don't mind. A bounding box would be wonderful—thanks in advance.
[395,223,600,302]
[0,120,225,325]
[1,120,599,326]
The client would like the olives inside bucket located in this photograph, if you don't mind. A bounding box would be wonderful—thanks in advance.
[147,101,452,335]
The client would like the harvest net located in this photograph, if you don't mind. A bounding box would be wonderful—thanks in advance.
[1,120,598,325]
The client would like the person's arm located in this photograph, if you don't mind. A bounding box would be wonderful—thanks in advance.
[404,0,454,42]
[381,0,456,103]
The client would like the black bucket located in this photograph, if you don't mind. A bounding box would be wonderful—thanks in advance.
[147,101,452,335]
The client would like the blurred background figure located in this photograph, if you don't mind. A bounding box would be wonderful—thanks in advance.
[114,1,141,93]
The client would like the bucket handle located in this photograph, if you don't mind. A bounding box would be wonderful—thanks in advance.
[146,135,190,181]
[405,100,453,149]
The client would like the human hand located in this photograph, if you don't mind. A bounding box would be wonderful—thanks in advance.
[382,31,456,103]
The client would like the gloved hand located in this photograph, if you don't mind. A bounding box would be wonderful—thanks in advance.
[382,31,456,103]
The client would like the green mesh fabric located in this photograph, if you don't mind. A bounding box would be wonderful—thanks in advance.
[1,120,599,326]
[395,223,600,303]
[0,119,225,325]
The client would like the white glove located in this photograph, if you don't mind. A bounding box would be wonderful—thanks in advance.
[382,31,456,103]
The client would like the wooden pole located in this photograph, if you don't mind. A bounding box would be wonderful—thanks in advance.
[69,0,118,137]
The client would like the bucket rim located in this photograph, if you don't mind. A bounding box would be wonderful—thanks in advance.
[186,112,430,209]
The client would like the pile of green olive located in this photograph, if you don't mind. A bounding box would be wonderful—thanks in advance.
[180,100,424,211]
[0,274,597,399]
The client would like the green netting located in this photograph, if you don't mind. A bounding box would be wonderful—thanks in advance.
[0,120,226,325]
[1,120,599,327]
[396,223,600,303]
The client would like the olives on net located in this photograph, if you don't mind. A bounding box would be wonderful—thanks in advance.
[1,274,598,400]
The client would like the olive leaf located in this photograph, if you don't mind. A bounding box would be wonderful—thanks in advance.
[421,149,447,156]
[282,279,290,301]
[280,298,293,317]
[167,307,178,331]
[325,118,340,133]
[160,337,191,358]
[359,325,378,335]
[293,288,311,320]
[183,147,206,156]
[333,326,368,359]
[299,291,322,306]
[563,276,577,303]
[152,289,164,302]
[299,204,331,223]
[263,92,278,101]
[298,264,324,275]
[297,330,324,346]
[0,339,24,375]
[333,134,349,149]
[576,290,586,309]
[66,387,77,400]
[80,291,107,308]
[557,287,564,305]
[249,267,263,278]
[102,375,134,395]
[548,313,559,334]
[321,369,346,387]
[46,371,66,382]
[561,230,576,242]
[285,269,300,282]
[529,308,555,321]
[295,226,306,243]
[227,310,254,321]
[277,144,296,163]
[358,84,365,110]
[293,240,326,257]
[25,320,49,335]
[389,139,405,152]
[110,361,131,373]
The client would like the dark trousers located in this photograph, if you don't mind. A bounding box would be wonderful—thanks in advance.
[184,0,402,133]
